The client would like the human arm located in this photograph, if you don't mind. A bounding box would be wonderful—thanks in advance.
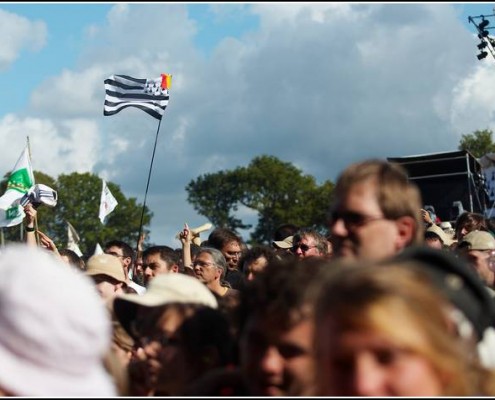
[24,203,38,247]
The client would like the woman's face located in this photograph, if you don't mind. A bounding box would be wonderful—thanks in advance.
[140,306,191,395]
[316,313,445,397]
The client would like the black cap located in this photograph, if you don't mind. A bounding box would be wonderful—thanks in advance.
[391,246,495,341]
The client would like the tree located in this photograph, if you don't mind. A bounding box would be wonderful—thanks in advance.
[1,171,152,255]
[185,170,250,232]
[458,129,495,158]
[186,155,334,244]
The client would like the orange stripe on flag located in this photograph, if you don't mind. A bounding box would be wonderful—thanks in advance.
[161,74,172,90]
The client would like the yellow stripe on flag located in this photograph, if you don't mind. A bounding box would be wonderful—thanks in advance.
[161,74,172,90]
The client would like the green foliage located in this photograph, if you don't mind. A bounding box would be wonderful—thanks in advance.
[458,129,495,158]
[1,171,152,256]
[186,155,334,245]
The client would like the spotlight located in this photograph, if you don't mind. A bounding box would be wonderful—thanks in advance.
[478,41,488,50]
[477,50,489,60]
[479,18,490,37]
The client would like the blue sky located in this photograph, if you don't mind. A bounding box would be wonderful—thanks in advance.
[2,3,495,247]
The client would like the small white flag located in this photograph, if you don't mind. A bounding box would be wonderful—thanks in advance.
[93,242,104,256]
[98,179,118,224]
[67,221,83,257]
[0,145,35,227]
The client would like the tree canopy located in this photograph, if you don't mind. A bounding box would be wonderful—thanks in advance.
[458,129,495,158]
[186,155,334,244]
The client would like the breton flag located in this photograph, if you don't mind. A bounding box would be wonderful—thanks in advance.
[99,179,118,224]
[0,145,35,227]
[103,74,172,120]
[67,221,83,257]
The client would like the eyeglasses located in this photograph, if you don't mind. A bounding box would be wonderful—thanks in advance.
[292,243,317,253]
[329,210,389,231]
[192,260,216,268]
[105,251,128,259]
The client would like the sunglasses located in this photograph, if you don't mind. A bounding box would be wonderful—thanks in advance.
[329,210,388,230]
[292,243,317,253]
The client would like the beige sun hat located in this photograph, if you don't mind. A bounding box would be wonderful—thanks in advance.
[272,235,294,249]
[426,224,455,246]
[85,253,127,284]
[113,273,218,336]
[459,230,495,251]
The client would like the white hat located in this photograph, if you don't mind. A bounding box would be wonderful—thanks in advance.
[0,244,115,396]
[114,273,218,336]
[272,235,294,249]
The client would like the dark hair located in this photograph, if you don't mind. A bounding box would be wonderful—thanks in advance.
[178,307,237,368]
[239,245,278,276]
[273,223,300,241]
[238,257,328,332]
[142,245,179,270]
[104,240,134,261]
[58,248,85,270]
[455,212,488,241]
[207,228,242,251]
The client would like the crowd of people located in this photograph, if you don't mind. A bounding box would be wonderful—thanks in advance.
[2,158,495,396]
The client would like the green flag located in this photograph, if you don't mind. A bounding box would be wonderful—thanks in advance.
[0,145,35,227]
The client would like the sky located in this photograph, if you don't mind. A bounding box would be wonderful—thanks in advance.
[1,2,495,249]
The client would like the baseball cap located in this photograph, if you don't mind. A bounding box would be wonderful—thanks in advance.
[272,235,293,249]
[114,273,218,336]
[459,230,495,251]
[86,253,127,284]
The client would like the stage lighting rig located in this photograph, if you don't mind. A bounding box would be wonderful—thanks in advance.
[468,13,495,62]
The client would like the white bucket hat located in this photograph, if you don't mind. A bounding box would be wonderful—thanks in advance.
[0,245,116,396]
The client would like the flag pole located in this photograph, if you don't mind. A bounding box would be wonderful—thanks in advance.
[136,118,162,255]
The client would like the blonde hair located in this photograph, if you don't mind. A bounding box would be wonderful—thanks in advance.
[311,261,494,396]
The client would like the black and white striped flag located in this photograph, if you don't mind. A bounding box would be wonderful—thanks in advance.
[103,74,171,120]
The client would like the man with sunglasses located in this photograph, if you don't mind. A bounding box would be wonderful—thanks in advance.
[328,159,424,262]
[291,228,329,258]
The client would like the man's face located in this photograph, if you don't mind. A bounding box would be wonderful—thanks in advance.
[329,180,406,262]
[143,253,173,286]
[90,274,124,301]
[105,245,131,269]
[424,236,443,250]
[221,241,242,270]
[292,235,322,258]
[193,252,220,285]
[244,256,268,281]
[240,314,316,396]
[461,249,495,286]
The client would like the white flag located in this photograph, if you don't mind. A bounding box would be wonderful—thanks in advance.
[0,145,35,227]
[99,179,118,224]
[93,242,104,256]
[67,221,83,257]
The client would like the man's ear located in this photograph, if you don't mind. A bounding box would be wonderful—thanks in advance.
[395,215,417,248]
[171,264,179,273]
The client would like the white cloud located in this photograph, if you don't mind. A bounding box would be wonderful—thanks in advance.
[0,114,100,178]
[0,9,46,70]
[2,3,494,247]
